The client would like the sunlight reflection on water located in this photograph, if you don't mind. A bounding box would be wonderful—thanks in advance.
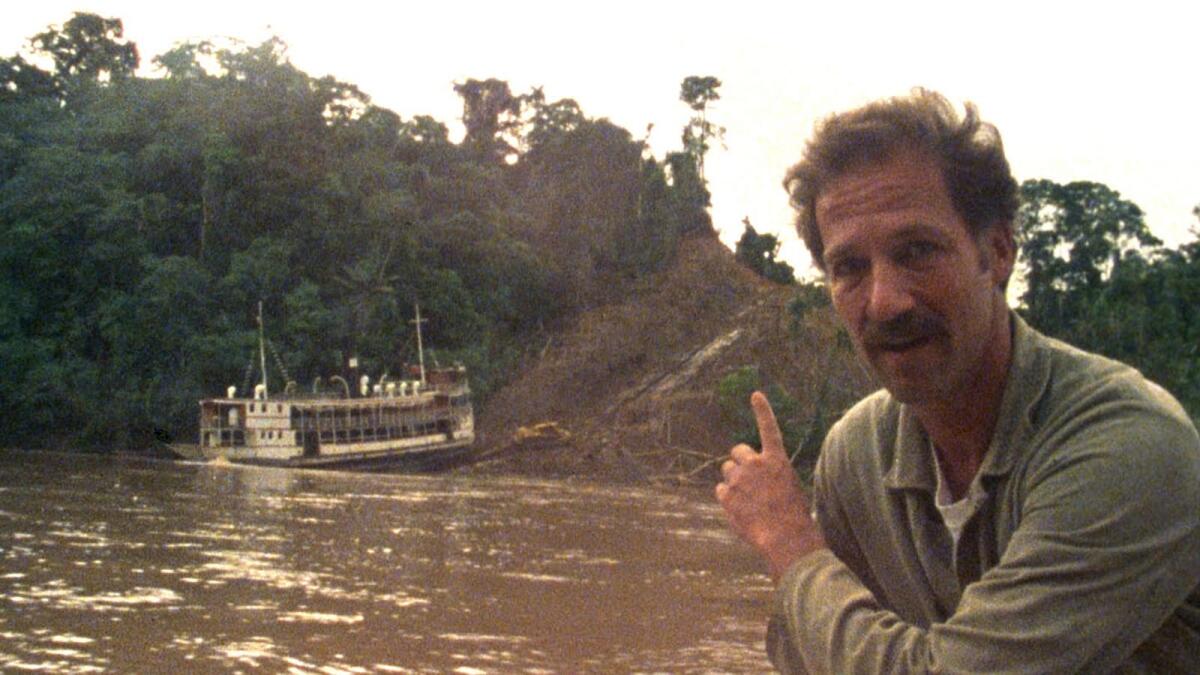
[0,450,773,673]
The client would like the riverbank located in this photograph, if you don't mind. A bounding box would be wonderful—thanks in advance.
[15,234,867,488]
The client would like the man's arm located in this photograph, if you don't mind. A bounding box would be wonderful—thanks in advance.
[770,406,1200,674]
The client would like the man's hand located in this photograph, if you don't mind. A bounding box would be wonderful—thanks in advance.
[715,391,826,581]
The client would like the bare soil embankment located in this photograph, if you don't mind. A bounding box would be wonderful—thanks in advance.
[460,233,870,484]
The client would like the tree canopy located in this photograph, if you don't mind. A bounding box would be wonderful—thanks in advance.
[0,14,726,451]
[679,75,724,182]
[3,13,1194,453]
[1016,179,1200,418]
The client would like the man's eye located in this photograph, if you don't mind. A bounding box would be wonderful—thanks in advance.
[829,258,867,280]
[897,241,938,264]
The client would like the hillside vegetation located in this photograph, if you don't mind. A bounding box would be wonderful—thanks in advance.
[5,14,1198,474]
[0,14,725,452]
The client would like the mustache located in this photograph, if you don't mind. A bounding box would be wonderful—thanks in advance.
[861,311,946,349]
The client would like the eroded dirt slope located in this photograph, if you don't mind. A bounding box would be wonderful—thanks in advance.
[463,233,870,483]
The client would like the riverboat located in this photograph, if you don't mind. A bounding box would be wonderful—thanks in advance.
[195,305,474,470]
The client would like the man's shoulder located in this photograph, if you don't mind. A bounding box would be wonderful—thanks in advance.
[1027,327,1195,435]
[1013,325,1200,489]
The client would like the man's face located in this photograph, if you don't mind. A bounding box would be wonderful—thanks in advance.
[815,149,1013,406]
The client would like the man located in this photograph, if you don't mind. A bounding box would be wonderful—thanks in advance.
[715,89,1200,673]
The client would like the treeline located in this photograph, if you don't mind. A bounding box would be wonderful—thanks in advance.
[1016,180,1200,419]
[0,13,720,450]
[5,14,1197,456]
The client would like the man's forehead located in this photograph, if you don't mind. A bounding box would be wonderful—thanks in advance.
[815,154,947,223]
[817,179,938,222]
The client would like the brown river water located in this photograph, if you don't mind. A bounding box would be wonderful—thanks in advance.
[0,450,774,673]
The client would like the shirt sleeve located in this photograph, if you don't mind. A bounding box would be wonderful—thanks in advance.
[769,405,1200,674]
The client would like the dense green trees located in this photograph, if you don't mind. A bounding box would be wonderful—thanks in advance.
[7,13,1194,455]
[0,14,720,450]
[1017,179,1161,328]
[1016,179,1200,419]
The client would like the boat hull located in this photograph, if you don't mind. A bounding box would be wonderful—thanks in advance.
[201,434,476,471]
[198,369,475,472]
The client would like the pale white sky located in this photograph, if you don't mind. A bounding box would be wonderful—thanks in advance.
[5,1,1198,273]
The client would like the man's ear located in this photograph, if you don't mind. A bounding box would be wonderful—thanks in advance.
[983,221,1016,288]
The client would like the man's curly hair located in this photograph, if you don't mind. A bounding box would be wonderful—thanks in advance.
[783,88,1018,272]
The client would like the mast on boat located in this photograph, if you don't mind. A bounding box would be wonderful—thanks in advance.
[410,303,427,385]
[257,300,268,398]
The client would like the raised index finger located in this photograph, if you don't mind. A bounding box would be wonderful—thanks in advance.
[751,391,786,460]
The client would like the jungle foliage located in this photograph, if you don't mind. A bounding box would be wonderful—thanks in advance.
[5,13,1197,459]
[0,13,717,450]
[1016,179,1200,419]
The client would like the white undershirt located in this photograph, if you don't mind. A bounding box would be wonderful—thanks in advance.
[933,444,985,550]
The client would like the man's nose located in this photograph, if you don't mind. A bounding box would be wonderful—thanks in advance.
[865,263,916,323]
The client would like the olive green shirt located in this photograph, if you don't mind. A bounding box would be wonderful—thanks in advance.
[768,316,1200,673]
